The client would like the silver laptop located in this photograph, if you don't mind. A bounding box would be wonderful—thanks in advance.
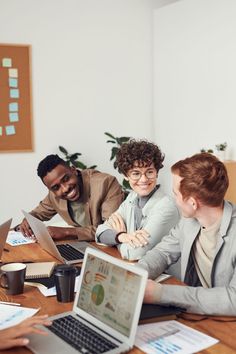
[0,219,12,261]
[23,211,91,264]
[27,247,148,354]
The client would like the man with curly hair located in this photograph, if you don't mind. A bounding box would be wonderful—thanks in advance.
[140,153,236,315]
[96,139,179,260]
[17,154,124,241]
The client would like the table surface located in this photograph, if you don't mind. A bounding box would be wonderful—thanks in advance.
[1,241,236,354]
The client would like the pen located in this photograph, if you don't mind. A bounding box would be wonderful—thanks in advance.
[0,301,21,306]
[3,248,10,252]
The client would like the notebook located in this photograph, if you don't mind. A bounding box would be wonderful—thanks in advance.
[22,211,92,264]
[0,219,12,261]
[27,247,148,354]
[139,303,185,324]
[25,262,56,279]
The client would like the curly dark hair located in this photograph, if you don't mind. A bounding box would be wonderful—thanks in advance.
[115,139,164,175]
[37,154,68,180]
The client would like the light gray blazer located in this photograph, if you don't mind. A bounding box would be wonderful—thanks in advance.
[138,201,236,315]
[96,187,179,260]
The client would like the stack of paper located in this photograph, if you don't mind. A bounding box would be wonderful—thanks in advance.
[135,320,218,354]
[0,304,39,330]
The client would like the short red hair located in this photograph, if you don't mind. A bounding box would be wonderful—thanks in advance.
[171,153,229,207]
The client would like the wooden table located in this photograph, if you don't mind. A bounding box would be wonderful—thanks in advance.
[1,242,236,354]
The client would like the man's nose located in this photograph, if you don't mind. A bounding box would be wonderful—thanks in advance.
[61,183,69,193]
[139,173,148,181]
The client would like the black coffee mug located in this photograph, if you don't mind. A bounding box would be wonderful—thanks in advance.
[54,264,76,303]
[0,263,26,295]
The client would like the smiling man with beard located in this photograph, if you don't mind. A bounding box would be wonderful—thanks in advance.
[18,154,124,241]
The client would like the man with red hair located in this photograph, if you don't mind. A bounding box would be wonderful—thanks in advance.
[139,153,236,315]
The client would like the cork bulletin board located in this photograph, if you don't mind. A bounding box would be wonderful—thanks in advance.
[0,44,33,152]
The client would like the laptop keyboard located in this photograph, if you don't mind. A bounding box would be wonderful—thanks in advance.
[56,244,84,261]
[48,315,118,353]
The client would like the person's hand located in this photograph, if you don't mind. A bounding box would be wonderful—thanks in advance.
[118,229,149,248]
[0,315,52,350]
[19,218,34,238]
[47,226,77,240]
[143,279,159,303]
[106,212,126,233]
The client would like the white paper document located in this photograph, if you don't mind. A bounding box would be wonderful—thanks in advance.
[25,275,81,297]
[135,320,219,354]
[0,304,39,330]
[7,230,36,246]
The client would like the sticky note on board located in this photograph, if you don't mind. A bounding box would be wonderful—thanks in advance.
[2,58,12,67]
[9,112,19,122]
[8,68,18,78]
[5,125,15,135]
[9,102,18,112]
[0,127,2,136]
[10,89,19,98]
[9,78,18,88]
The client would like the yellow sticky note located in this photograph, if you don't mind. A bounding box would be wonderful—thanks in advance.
[8,68,18,78]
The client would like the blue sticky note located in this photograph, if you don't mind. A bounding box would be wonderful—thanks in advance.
[9,78,18,88]
[10,89,19,98]
[9,112,19,122]
[5,125,16,135]
[9,102,18,112]
[2,58,12,67]
[0,127,2,136]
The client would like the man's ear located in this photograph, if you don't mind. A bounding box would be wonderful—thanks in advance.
[124,175,129,181]
[189,196,198,210]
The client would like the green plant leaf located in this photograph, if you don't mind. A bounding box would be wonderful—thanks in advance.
[59,146,68,154]
[106,140,116,144]
[73,161,87,170]
[88,165,97,169]
[111,146,119,160]
[70,153,82,160]
[104,132,116,139]
[117,137,130,144]
[122,179,131,190]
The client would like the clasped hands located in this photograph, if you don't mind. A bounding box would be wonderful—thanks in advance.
[106,212,149,248]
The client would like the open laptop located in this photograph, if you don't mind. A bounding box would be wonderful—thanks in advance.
[27,246,148,354]
[0,219,12,261]
[23,211,92,264]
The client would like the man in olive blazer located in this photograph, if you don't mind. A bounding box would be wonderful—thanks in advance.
[18,154,124,241]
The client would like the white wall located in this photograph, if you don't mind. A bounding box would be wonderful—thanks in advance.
[154,0,236,193]
[0,0,154,224]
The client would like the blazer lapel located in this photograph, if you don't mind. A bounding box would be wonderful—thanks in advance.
[181,220,201,277]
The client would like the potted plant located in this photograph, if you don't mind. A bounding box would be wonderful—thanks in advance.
[215,142,227,161]
[58,146,97,170]
[104,132,131,194]
[200,148,214,154]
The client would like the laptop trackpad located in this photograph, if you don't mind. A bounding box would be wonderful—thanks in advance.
[68,241,92,252]
[27,327,78,354]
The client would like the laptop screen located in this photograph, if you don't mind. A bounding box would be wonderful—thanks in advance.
[76,253,143,337]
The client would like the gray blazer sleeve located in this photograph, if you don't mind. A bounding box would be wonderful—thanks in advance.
[138,221,182,278]
[159,280,236,315]
[119,196,179,260]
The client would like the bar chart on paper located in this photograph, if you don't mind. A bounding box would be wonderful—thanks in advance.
[135,320,218,354]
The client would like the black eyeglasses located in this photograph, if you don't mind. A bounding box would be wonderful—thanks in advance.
[128,170,157,181]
